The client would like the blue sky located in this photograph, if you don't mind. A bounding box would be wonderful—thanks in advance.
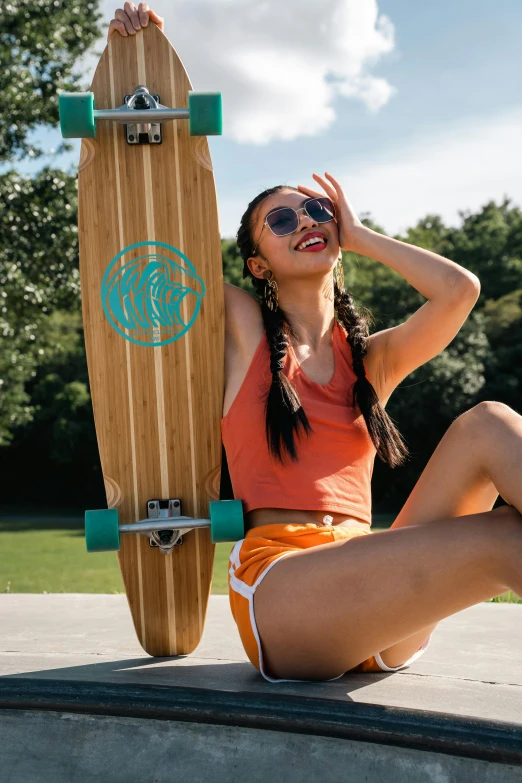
[11,0,522,239]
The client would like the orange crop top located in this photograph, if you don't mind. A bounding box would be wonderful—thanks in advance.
[220,320,377,523]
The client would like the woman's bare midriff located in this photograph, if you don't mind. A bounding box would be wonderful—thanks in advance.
[245,507,371,533]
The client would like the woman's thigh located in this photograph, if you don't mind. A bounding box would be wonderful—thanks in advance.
[377,404,504,666]
[253,506,520,680]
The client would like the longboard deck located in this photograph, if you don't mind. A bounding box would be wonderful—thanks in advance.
[78,22,224,655]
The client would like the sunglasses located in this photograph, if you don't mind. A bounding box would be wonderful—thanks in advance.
[252,197,336,255]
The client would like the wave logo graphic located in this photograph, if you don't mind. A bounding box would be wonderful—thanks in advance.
[101,240,205,347]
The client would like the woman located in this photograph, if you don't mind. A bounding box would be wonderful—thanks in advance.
[110,4,522,683]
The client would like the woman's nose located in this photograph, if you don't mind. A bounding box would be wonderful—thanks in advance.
[296,207,317,225]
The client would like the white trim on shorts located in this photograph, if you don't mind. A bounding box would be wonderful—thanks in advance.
[373,634,432,671]
[229,540,319,683]
[228,539,432,682]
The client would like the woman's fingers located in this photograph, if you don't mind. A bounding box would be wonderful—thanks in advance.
[297,184,325,199]
[108,4,164,40]
[324,171,344,191]
[115,7,136,35]
[124,1,142,30]
[107,19,128,40]
[138,2,149,26]
[145,6,165,30]
[298,174,339,208]
[311,173,338,201]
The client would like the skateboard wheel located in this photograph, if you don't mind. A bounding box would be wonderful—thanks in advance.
[85,508,120,552]
[209,500,244,543]
[188,92,222,136]
[59,92,96,139]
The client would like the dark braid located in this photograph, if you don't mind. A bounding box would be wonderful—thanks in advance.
[334,286,409,467]
[255,278,313,465]
[236,184,410,468]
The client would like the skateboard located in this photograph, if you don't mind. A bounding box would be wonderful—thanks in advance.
[58,22,244,656]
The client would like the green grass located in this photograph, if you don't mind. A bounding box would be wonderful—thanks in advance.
[0,511,519,602]
[0,515,233,595]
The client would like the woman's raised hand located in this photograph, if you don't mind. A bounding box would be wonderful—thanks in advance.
[108,2,164,41]
[297,172,365,253]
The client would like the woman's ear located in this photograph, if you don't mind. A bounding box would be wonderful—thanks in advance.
[247,256,269,281]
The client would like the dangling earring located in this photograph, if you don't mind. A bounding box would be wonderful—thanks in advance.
[335,252,345,292]
[263,269,279,312]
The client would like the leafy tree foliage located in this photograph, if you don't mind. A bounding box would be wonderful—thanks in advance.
[449,199,522,303]
[481,288,522,412]
[0,168,80,446]
[1,0,102,161]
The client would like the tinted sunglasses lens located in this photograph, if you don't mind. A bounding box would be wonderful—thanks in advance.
[266,209,298,236]
[266,198,336,236]
[307,198,335,222]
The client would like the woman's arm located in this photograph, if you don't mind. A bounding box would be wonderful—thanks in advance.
[350,225,479,300]
[298,172,481,389]
[299,171,479,298]
[351,225,481,388]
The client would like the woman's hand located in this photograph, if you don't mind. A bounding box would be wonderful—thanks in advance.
[108,2,164,42]
[297,172,365,253]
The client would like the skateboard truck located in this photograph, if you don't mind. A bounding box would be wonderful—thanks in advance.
[124,87,163,145]
[59,86,222,141]
[84,498,244,554]
[143,498,193,554]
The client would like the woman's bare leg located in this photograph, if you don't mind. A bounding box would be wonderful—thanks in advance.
[392,402,522,527]
[378,401,522,667]
[253,401,522,680]
[253,506,522,680]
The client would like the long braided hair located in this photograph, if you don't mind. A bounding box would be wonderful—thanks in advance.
[235,185,409,469]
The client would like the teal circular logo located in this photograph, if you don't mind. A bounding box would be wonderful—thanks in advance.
[101,240,205,346]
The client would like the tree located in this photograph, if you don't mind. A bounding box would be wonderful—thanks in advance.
[480,289,522,412]
[0,167,80,445]
[221,237,249,291]
[1,0,102,161]
[449,198,522,303]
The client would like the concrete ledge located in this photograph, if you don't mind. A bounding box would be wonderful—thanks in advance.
[4,708,522,783]
[1,595,522,779]
[1,677,522,766]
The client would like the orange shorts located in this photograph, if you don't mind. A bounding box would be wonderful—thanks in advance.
[228,521,431,683]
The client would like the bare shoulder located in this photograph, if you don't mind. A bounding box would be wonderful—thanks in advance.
[224,282,264,358]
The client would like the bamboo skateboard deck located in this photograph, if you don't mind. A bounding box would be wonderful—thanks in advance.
[76,23,225,656]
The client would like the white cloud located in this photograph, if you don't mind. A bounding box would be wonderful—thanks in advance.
[217,108,522,237]
[87,0,396,145]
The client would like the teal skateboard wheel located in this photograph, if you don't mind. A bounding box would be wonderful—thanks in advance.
[85,508,120,552]
[188,92,222,136]
[209,500,244,543]
[59,92,96,139]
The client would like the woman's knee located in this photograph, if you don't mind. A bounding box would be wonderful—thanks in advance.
[453,402,518,472]
[460,400,517,430]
